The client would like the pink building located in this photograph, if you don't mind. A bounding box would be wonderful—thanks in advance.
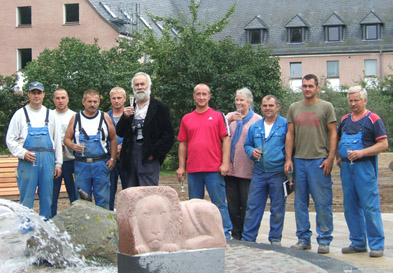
[0,0,120,78]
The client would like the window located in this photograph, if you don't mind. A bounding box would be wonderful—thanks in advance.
[244,16,267,45]
[64,4,79,23]
[288,27,305,43]
[323,13,345,42]
[290,62,302,78]
[17,6,31,26]
[363,24,381,40]
[325,26,343,42]
[18,49,32,70]
[248,29,265,44]
[360,11,383,41]
[327,61,339,78]
[364,59,377,76]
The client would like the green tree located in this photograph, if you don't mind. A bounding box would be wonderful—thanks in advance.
[23,37,144,112]
[0,74,27,152]
[136,0,282,163]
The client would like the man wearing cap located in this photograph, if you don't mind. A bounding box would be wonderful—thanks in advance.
[117,72,174,187]
[6,81,63,219]
[64,89,117,209]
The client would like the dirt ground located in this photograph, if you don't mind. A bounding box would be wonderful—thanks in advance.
[32,153,393,214]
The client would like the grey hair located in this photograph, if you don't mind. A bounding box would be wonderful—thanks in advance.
[236,87,254,104]
[347,85,368,101]
[131,72,152,90]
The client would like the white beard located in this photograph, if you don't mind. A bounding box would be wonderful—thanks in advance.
[134,88,151,102]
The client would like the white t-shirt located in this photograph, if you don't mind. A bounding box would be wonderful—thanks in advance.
[6,105,63,167]
[74,111,110,154]
[264,121,273,139]
[53,108,76,161]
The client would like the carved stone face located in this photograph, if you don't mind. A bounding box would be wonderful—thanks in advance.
[135,195,171,251]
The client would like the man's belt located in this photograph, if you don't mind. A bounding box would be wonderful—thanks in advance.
[342,156,373,163]
[28,148,55,153]
[75,155,109,163]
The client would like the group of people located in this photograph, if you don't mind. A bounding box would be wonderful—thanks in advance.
[6,72,174,219]
[6,72,387,258]
[220,74,387,258]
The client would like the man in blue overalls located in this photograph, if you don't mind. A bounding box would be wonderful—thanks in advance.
[337,85,388,258]
[6,81,63,219]
[64,89,117,209]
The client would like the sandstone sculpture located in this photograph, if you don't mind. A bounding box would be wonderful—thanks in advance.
[117,186,226,256]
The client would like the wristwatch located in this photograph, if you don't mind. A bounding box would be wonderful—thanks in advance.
[110,157,115,161]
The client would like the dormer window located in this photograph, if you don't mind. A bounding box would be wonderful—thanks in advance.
[363,24,381,40]
[360,11,383,41]
[286,15,308,44]
[244,16,268,45]
[323,13,345,42]
[288,27,305,43]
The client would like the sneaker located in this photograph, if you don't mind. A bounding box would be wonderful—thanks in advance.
[270,241,281,246]
[369,250,383,257]
[290,241,311,250]
[341,246,367,254]
[317,244,329,254]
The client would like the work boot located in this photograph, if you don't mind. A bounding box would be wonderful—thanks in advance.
[317,244,329,254]
[369,250,383,257]
[341,246,367,254]
[290,241,311,250]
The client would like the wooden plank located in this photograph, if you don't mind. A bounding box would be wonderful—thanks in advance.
[0,184,67,197]
[0,167,17,173]
[0,183,17,187]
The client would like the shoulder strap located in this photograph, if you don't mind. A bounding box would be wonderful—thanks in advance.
[45,108,50,125]
[360,112,372,129]
[76,112,82,132]
[97,111,105,141]
[22,106,30,125]
[76,112,89,140]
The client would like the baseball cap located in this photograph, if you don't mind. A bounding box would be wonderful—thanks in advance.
[28,82,45,92]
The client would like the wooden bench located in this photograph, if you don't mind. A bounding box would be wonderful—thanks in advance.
[0,156,66,197]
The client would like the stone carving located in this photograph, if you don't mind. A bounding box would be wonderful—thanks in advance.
[117,186,226,256]
[181,199,227,250]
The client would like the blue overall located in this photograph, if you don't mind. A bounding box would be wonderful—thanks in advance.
[74,112,110,209]
[338,113,384,251]
[17,107,55,219]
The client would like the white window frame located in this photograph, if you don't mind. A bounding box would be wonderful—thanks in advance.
[17,48,32,70]
[64,3,79,24]
[17,6,32,26]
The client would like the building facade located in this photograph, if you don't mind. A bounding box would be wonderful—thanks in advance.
[0,0,120,79]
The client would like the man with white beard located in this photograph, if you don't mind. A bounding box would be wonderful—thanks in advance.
[116,72,174,187]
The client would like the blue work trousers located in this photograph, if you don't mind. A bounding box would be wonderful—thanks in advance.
[340,160,384,250]
[17,152,55,219]
[188,172,233,239]
[75,160,110,209]
[51,160,77,217]
[294,158,333,245]
[242,169,286,242]
[109,161,127,210]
